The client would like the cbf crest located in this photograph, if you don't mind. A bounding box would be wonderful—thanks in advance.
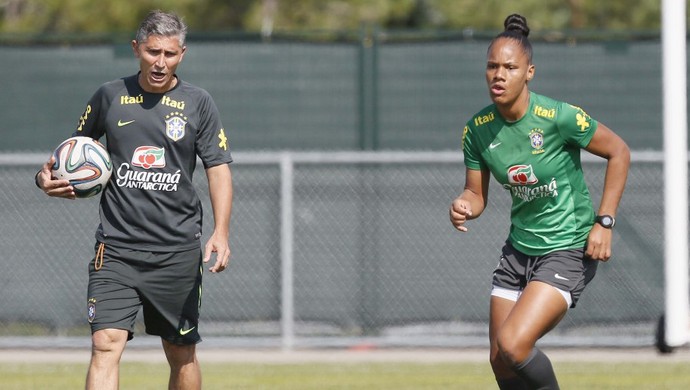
[165,112,188,141]
[87,298,97,323]
[529,128,545,155]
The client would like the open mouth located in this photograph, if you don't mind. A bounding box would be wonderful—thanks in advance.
[491,84,505,96]
[150,71,166,82]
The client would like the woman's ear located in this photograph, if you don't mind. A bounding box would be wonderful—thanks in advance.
[526,64,535,81]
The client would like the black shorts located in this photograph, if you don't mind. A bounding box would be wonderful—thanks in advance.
[491,241,598,308]
[87,243,203,345]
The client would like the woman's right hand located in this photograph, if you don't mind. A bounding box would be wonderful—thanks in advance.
[449,197,473,232]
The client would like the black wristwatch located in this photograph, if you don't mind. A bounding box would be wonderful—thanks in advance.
[595,215,616,229]
[34,170,42,189]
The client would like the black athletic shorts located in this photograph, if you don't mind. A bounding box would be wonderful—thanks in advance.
[491,241,598,308]
[87,243,203,345]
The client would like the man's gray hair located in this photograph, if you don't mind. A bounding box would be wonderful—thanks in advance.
[135,10,188,46]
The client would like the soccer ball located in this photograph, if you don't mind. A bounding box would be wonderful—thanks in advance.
[52,136,113,198]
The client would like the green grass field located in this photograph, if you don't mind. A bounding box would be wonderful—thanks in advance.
[2,360,690,389]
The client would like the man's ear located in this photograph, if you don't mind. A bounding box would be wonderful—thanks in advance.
[131,40,140,58]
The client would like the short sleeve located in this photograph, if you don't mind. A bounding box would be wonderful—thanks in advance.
[72,86,108,141]
[557,102,598,148]
[462,123,485,171]
[194,92,233,168]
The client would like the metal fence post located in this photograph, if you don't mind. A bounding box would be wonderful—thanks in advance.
[280,152,295,350]
[358,24,379,151]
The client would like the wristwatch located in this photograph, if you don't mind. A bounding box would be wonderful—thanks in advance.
[595,215,616,229]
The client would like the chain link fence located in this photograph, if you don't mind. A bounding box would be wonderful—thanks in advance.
[0,33,662,153]
[0,151,664,348]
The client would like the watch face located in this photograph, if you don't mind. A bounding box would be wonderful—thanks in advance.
[598,215,614,228]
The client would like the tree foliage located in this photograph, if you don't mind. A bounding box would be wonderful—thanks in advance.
[0,0,664,35]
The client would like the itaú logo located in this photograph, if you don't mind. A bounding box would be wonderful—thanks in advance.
[507,165,538,186]
[131,146,166,169]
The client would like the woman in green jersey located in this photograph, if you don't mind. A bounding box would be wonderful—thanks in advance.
[449,14,630,390]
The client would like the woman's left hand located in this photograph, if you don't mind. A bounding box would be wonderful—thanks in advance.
[585,225,613,261]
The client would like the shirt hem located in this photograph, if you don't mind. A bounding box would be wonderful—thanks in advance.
[95,237,201,253]
[508,238,588,257]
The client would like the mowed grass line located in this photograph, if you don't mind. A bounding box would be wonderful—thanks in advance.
[2,361,690,389]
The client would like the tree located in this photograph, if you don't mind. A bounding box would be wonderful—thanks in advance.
[0,0,666,35]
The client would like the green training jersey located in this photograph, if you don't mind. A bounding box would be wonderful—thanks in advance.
[462,92,598,256]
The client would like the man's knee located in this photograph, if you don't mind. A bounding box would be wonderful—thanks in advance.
[91,329,128,354]
[162,341,197,368]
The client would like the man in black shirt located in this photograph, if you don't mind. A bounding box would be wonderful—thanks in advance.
[35,10,233,389]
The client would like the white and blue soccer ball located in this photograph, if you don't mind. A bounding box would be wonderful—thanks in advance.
[51,136,113,198]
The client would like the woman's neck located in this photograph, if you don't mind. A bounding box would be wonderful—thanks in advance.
[497,90,531,122]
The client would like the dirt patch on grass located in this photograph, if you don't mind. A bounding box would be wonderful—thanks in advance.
[1,347,689,364]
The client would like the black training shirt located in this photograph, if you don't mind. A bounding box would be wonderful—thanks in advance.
[74,74,233,251]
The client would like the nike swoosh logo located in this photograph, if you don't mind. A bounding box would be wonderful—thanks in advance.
[179,326,196,336]
[489,142,501,149]
[118,119,136,127]
[554,273,569,281]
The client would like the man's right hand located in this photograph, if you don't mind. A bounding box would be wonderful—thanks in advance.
[36,156,76,199]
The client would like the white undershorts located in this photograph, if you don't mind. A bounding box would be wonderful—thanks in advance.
[491,285,572,308]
